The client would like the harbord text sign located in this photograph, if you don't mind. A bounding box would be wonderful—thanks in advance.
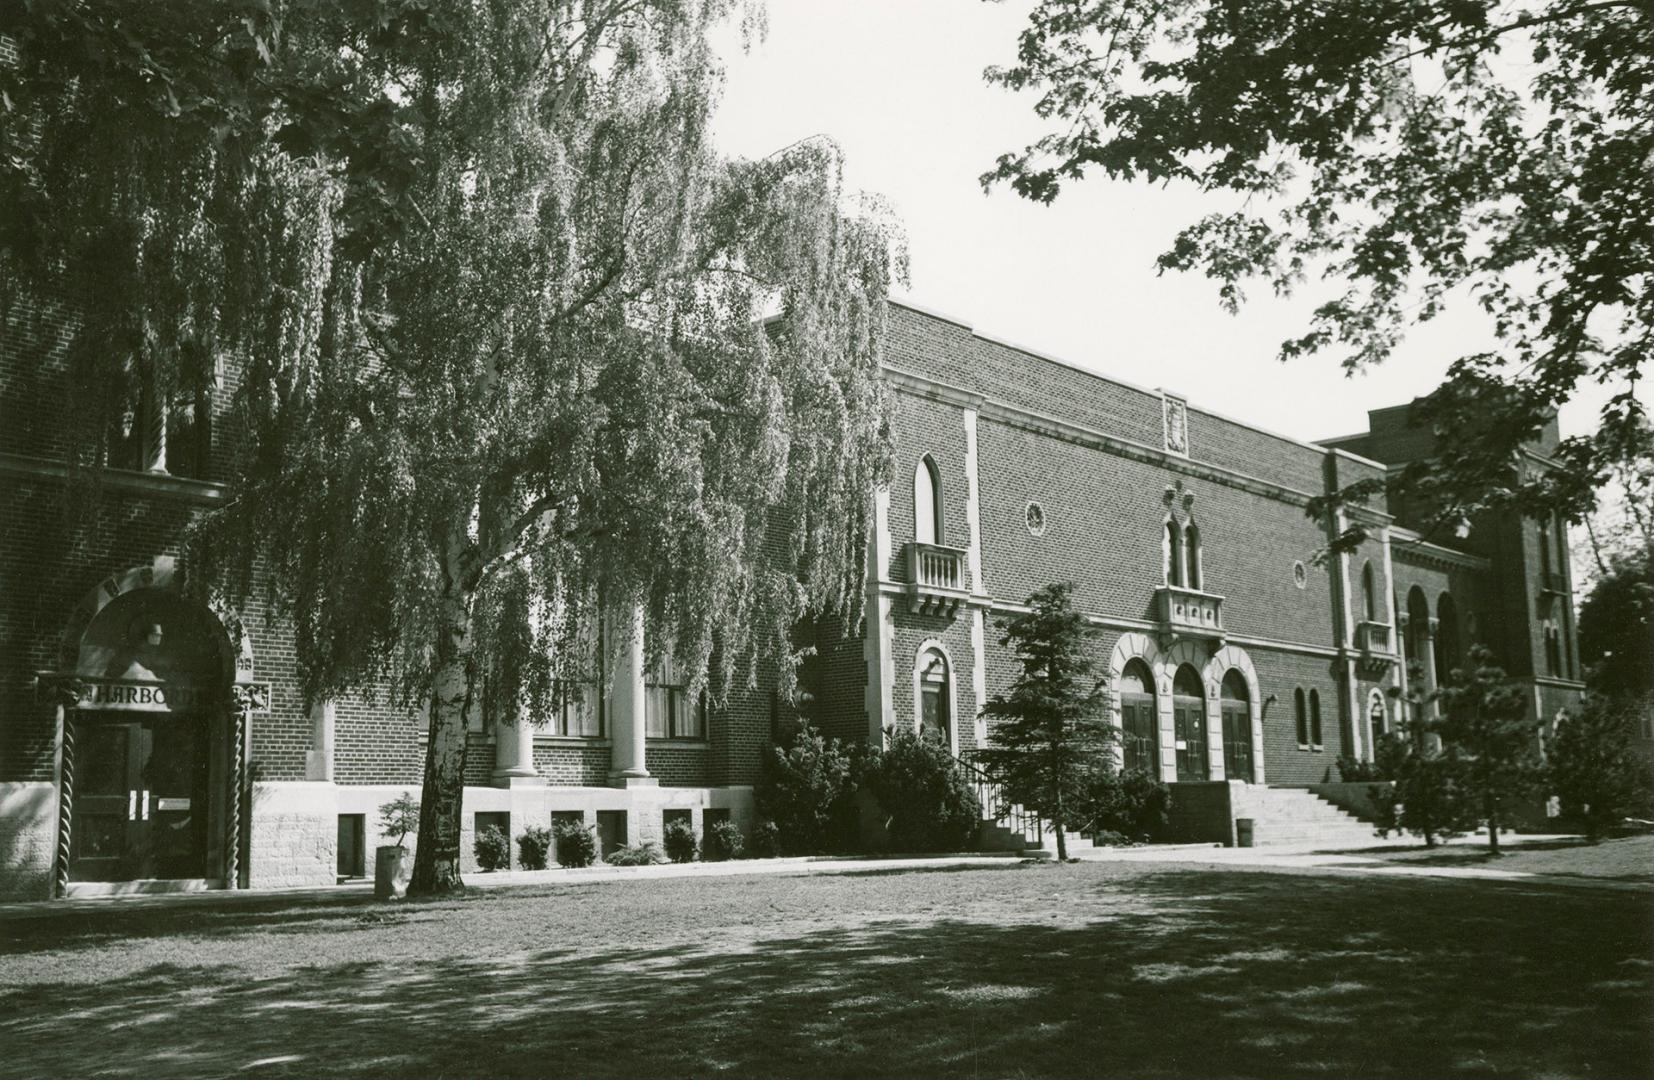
[35,676,273,713]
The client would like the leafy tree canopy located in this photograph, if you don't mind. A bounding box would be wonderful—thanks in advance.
[1578,541,1654,700]
[3,0,903,893]
[985,0,1652,541]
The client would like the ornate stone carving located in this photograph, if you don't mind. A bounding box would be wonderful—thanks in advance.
[1163,394,1189,455]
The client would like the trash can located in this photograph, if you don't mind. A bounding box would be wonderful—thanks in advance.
[1235,818,1255,848]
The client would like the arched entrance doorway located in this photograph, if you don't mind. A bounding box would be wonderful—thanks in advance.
[1119,659,1158,775]
[1219,670,1253,783]
[41,559,265,895]
[1172,665,1208,782]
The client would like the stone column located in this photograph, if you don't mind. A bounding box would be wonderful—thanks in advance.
[305,700,335,782]
[492,706,540,785]
[608,602,651,783]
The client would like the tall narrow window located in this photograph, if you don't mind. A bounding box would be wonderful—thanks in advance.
[1164,520,1184,587]
[914,456,941,545]
[1294,688,1309,747]
[1185,523,1203,590]
[1361,562,1377,622]
[917,648,950,745]
[1308,689,1323,747]
[1538,517,1553,578]
[1544,621,1562,678]
[1435,593,1460,684]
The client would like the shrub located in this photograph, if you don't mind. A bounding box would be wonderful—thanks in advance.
[754,723,860,854]
[663,818,698,863]
[553,819,598,868]
[703,819,744,861]
[605,842,666,866]
[861,726,982,852]
[748,819,782,859]
[1079,766,1170,842]
[377,792,419,848]
[517,824,552,871]
[1336,754,1385,782]
[1088,829,1133,848]
[474,825,510,871]
[1548,696,1654,842]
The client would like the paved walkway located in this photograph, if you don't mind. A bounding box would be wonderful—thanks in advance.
[3,832,1637,920]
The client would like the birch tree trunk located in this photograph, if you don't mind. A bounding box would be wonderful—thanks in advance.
[408,531,479,896]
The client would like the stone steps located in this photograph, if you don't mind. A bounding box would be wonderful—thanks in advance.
[1237,786,1380,848]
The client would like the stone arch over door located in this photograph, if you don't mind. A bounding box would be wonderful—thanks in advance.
[1108,632,1163,776]
[49,555,258,894]
[1204,644,1264,784]
[1154,639,1214,783]
[59,556,254,683]
[911,638,958,757]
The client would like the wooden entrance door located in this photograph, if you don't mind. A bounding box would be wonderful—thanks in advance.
[1173,696,1209,782]
[70,715,209,882]
[1222,701,1254,783]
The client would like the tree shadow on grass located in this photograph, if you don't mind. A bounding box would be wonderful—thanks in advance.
[0,869,1650,1078]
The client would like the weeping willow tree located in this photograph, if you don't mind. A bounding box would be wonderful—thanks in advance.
[2,1,902,895]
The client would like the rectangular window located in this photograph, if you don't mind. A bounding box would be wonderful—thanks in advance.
[552,680,602,738]
[646,655,705,740]
[595,810,627,857]
[336,814,365,878]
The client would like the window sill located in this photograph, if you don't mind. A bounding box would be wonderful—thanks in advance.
[647,739,711,750]
[534,736,611,747]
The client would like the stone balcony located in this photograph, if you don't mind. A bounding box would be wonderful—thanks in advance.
[1354,619,1399,673]
[903,541,970,617]
[1155,584,1224,646]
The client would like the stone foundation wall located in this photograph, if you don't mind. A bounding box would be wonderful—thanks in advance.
[0,782,57,900]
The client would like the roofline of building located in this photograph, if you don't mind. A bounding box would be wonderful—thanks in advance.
[888,296,1391,473]
[1388,524,1492,572]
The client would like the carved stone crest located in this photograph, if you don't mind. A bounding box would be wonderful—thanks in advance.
[1162,394,1189,455]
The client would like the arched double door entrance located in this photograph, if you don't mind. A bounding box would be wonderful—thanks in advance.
[41,560,266,893]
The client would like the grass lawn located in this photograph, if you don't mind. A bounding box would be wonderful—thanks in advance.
[1,859,1649,1078]
[1331,832,1654,882]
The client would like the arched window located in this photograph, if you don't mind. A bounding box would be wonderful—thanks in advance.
[1435,593,1460,684]
[1220,670,1252,782]
[1368,688,1387,740]
[1308,688,1323,747]
[1294,687,1309,747]
[916,647,950,745]
[1119,659,1158,775]
[1185,523,1203,591]
[1172,664,1208,781]
[1164,520,1184,587]
[914,456,941,545]
[1361,561,1377,622]
[1544,621,1562,677]
[1405,586,1430,678]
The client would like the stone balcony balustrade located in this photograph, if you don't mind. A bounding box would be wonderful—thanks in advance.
[1354,619,1399,673]
[1155,584,1224,646]
[903,541,970,617]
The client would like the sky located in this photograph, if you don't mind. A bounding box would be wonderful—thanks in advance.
[706,0,1621,449]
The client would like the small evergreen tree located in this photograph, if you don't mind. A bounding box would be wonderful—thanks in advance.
[1375,680,1476,847]
[975,583,1114,860]
[1548,696,1654,843]
[1437,646,1545,853]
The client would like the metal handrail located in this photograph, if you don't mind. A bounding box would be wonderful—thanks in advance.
[957,753,1043,844]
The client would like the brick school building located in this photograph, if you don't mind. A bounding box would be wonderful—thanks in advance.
[0,300,1582,899]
